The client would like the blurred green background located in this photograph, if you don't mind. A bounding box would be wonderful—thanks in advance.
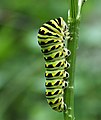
[0,0,101,120]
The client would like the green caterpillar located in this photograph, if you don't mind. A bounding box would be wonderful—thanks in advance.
[38,17,70,112]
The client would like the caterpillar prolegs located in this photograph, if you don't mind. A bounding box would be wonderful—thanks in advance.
[37,17,71,112]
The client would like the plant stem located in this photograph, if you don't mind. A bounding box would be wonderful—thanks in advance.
[64,0,87,120]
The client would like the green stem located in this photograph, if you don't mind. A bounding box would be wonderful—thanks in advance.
[64,0,87,120]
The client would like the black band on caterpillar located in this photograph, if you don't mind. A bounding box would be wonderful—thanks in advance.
[37,17,70,112]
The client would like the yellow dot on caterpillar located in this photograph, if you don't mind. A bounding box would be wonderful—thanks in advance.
[46,73,48,76]
[45,92,48,95]
[59,81,62,84]
[52,82,55,85]
[45,82,48,85]
[51,92,54,95]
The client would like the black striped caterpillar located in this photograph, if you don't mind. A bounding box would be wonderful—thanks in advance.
[37,17,70,112]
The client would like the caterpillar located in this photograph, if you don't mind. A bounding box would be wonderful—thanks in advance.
[37,17,70,112]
